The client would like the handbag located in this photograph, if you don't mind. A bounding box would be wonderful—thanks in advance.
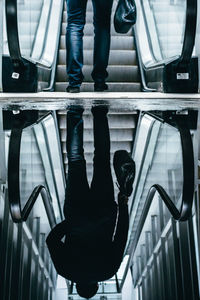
[114,0,137,34]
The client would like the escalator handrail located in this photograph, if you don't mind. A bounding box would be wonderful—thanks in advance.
[5,0,64,75]
[138,0,197,70]
[179,0,197,64]
[5,0,23,68]
[8,117,57,229]
[119,112,194,290]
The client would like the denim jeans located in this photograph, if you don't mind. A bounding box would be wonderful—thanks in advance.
[66,0,114,87]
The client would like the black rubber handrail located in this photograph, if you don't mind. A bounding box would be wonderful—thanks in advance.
[5,0,25,70]
[179,0,197,65]
[139,0,197,71]
[119,113,194,290]
[8,116,57,229]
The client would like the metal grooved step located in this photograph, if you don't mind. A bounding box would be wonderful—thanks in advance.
[55,0,141,92]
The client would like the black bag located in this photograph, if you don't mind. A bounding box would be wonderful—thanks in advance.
[114,0,137,34]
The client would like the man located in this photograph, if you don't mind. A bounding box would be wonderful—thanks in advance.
[66,0,114,93]
[46,106,135,299]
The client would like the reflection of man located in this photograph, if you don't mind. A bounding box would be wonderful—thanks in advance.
[46,106,135,299]
[66,0,114,93]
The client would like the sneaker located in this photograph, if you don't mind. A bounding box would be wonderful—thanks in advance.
[94,82,108,92]
[66,86,80,93]
[113,150,135,197]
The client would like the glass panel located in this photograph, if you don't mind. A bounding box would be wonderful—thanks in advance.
[16,113,64,225]
[3,0,62,68]
[141,0,186,61]
[41,114,66,209]
[129,114,155,211]
[139,118,183,208]
[17,0,44,58]
[20,126,46,210]
[129,118,161,241]
[129,115,183,245]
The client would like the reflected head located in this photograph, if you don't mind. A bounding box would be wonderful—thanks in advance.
[76,282,99,299]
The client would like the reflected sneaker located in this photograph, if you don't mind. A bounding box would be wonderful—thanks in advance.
[113,150,135,197]
[91,105,108,115]
[66,86,80,93]
[94,82,108,92]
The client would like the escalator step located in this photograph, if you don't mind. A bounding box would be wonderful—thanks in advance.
[58,49,137,65]
[61,23,133,36]
[56,65,140,82]
[59,35,135,50]
[55,82,141,92]
[60,128,134,142]
[62,141,132,154]
[59,113,137,128]
[63,11,117,23]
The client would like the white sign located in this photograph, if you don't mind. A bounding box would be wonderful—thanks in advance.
[177,73,189,80]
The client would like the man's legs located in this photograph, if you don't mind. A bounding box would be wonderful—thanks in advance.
[66,0,87,88]
[64,107,89,219]
[91,0,114,86]
[90,107,116,214]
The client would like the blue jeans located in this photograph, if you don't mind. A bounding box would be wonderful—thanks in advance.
[66,0,114,87]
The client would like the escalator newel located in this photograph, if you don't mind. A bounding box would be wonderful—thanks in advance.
[163,57,198,93]
[2,56,38,93]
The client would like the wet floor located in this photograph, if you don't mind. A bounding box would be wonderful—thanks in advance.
[0,92,200,111]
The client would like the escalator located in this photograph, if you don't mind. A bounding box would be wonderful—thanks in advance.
[55,0,141,92]
[1,0,198,93]
[0,0,200,299]
[0,108,199,300]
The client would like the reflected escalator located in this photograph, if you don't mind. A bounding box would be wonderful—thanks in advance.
[118,111,198,299]
[1,111,66,300]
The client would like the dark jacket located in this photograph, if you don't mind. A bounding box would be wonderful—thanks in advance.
[46,201,129,283]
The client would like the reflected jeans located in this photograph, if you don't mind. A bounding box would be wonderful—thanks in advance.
[66,0,114,87]
[64,107,116,223]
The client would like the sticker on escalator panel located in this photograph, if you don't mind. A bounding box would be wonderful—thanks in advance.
[12,72,20,79]
[177,73,189,80]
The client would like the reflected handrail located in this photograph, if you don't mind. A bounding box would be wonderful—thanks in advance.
[134,112,194,222]
[8,114,57,229]
[119,112,194,290]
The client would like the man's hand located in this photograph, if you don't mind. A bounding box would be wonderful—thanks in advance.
[118,192,129,205]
